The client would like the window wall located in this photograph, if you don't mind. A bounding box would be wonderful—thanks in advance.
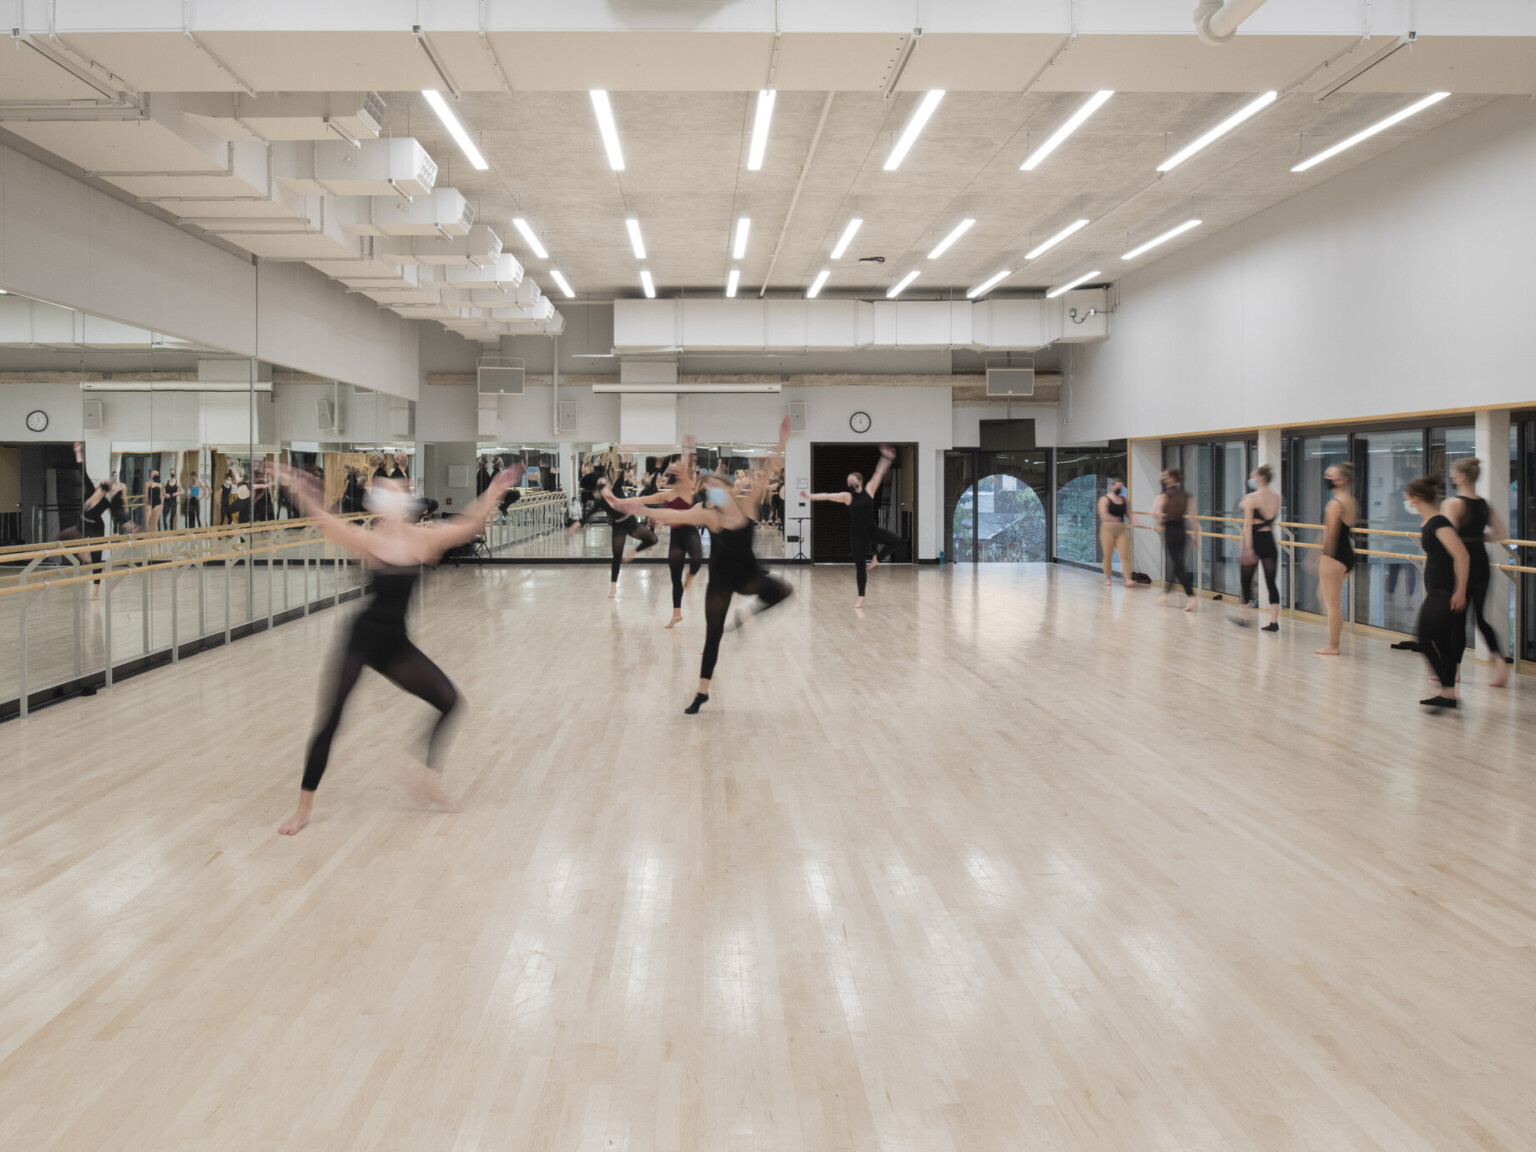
[1053,444,1128,570]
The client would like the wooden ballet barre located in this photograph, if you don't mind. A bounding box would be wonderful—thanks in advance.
[0,514,371,564]
[0,536,342,597]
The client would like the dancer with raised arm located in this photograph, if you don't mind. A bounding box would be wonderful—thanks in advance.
[800,444,908,607]
[595,476,659,599]
[273,462,522,835]
[615,416,794,714]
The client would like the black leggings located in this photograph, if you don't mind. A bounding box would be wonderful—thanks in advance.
[1164,528,1193,596]
[301,637,460,793]
[699,570,793,681]
[1418,591,1463,690]
[610,519,659,581]
[1240,539,1279,606]
[1456,553,1501,663]
[186,499,202,528]
[851,527,909,596]
[669,527,703,609]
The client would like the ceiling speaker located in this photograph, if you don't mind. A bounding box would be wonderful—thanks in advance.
[788,400,807,432]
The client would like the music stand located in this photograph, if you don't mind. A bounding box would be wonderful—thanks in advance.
[787,516,811,563]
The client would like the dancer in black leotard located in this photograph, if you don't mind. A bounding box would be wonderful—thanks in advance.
[616,416,794,714]
[595,477,659,598]
[1443,457,1510,687]
[630,446,703,628]
[273,463,522,835]
[1314,462,1358,655]
[800,444,908,608]
[1097,476,1140,588]
[1232,464,1282,631]
[1153,468,1200,610]
[1405,476,1470,711]
[57,441,131,599]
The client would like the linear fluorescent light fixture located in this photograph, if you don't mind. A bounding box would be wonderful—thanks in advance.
[883,89,944,171]
[1291,92,1450,172]
[725,268,740,298]
[1025,218,1089,260]
[1021,90,1113,171]
[1157,90,1277,172]
[511,217,548,260]
[807,269,830,298]
[422,89,488,171]
[640,270,655,298]
[1122,218,1202,260]
[594,382,782,394]
[927,218,975,259]
[966,269,1012,298]
[590,89,625,170]
[550,270,575,298]
[830,217,862,259]
[1046,270,1102,299]
[626,218,646,259]
[733,216,750,260]
[748,89,775,170]
[886,270,920,298]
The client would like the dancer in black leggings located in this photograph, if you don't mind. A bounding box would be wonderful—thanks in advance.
[630,446,703,628]
[57,441,130,599]
[274,463,522,835]
[1153,468,1200,611]
[595,478,659,599]
[616,416,794,714]
[1443,456,1510,687]
[1232,464,1282,631]
[1405,476,1469,712]
[800,444,908,608]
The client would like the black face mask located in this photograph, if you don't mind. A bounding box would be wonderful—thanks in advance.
[847,482,860,492]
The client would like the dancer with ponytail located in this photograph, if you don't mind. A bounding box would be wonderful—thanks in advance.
[800,444,908,608]
[1443,457,1510,687]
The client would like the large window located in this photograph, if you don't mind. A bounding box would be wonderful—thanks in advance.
[1353,429,1425,634]
[946,450,1050,562]
[1053,443,1128,569]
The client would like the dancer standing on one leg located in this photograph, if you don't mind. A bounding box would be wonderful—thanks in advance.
[800,444,908,608]
[1152,468,1200,611]
[1443,457,1510,688]
[596,477,659,599]
[1232,464,1282,632]
[617,417,794,714]
[1097,475,1140,588]
[630,446,704,628]
[274,463,522,836]
[1405,477,1469,712]
[1313,462,1358,656]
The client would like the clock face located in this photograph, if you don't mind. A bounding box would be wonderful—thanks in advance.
[849,410,872,434]
[26,409,48,433]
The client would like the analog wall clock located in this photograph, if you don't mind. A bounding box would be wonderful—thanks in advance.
[849,410,872,434]
[26,409,48,432]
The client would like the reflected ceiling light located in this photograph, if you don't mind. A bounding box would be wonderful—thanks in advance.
[966,269,1012,298]
[1157,90,1277,172]
[830,217,863,259]
[590,89,625,170]
[883,89,944,171]
[733,216,751,260]
[511,217,548,260]
[1046,270,1102,298]
[594,382,781,393]
[626,218,646,259]
[726,268,741,298]
[1025,218,1089,260]
[640,270,655,298]
[1291,92,1450,172]
[550,270,575,298]
[807,269,830,298]
[1122,218,1202,260]
[421,89,488,171]
[747,89,775,170]
[1021,89,1113,171]
[886,270,920,298]
[927,217,975,259]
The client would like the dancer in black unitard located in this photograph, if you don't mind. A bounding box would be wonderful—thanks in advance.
[615,416,794,714]
[1153,468,1200,611]
[800,444,908,608]
[1443,456,1510,687]
[630,445,704,628]
[1232,464,1282,631]
[274,463,522,835]
[1405,476,1470,711]
[595,477,659,599]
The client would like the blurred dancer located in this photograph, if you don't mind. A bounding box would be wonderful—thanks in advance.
[631,445,703,627]
[1443,457,1509,687]
[57,441,130,600]
[1405,476,1469,711]
[1152,468,1200,611]
[596,477,659,598]
[1313,462,1358,655]
[800,444,906,607]
[273,462,522,835]
[1231,464,1282,631]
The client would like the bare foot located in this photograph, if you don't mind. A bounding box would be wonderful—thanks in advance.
[1314,646,1340,656]
[868,557,879,571]
[409,769,462,813]
[1491,666,1509,688]
[278,793,314,836]
[854,597,865,609]
[608,586,617,599]
[1183,597,1196,612]
[1104,579,1113,586]
[665,611,683,629]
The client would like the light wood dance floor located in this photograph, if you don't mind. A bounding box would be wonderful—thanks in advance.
[1,564,1532,1151]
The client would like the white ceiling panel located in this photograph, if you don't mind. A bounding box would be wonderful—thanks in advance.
[5,116,228,175]
[62,32,246,92]
[770,33,913,91]
[195,31,439,91]
[1347,37,1536,93]
[489,31,773,91]
[0,42,110,101]
[897,34,1067,92]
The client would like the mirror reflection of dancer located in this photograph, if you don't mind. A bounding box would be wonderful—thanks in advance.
[616,416,794,714]
[629,443,702,628]
[800,444,907,608]
[595,477,659,599]
[58,441,131,600]
[273,462,522,836]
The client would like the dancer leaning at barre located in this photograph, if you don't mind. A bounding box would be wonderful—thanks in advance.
[1443,457,1510,688]
[628,443,704,628]
[1313,461,1359,655]
[274,462,522,836]
[1232,464,1282,632]
[615,416,794,715]
[595,477,660,599]
[1404,476,1470,712]
[800,444,907,608]
[1097,475,1140,588]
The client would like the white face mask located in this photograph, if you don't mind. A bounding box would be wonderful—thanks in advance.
[705,486,730,507]
[1403,499,1417,515]
[365,488,412,518]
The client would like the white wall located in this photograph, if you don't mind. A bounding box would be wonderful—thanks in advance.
[0,381,83,442]
[273,381,409,445]
[1068,95,1536,443]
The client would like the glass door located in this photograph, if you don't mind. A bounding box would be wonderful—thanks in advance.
[945,449,1049,562]
[1289,433,1349,615]
[1353,429,1424,633]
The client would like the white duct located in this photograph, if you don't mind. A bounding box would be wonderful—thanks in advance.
[274,138,437,198]
[352,187,474,238]
[180,92,386,142]
[382,224,501,267]
[1193,0,1270,46]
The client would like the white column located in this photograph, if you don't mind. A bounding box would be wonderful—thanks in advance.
[1475,408,1512,661]
[1256,427,1283,493]
[1130,438,1163,581]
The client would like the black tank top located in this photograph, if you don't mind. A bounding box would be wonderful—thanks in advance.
[848,489,875,537]
[1456,495,1488,542]
[1324,495,1356,564]
[362,569,418,628]
[1163,487,1189,531]
[1104,494,1127,521]
[1253,506,1275,533]
[1421,515,1456,594]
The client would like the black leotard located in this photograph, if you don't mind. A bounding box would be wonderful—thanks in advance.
[1456,496,1489,549]
[1421,515,1456,595]
[1104,494,1127,521]
[708,520,762,593]
[848,490,875,538]
[1251,505,1278,560]
[1324,496,1356,572]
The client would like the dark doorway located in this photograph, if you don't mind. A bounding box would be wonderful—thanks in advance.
[808,443,915,563]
